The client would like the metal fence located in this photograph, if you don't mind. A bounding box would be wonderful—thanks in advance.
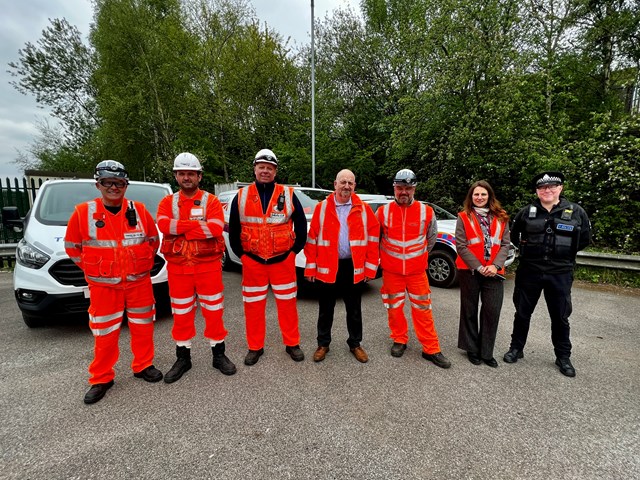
[1,176,45,244]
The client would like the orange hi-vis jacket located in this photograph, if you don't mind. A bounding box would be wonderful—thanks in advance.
[304,193,379,283]
[238,183,296,260]
[455,212,506,273]
[65,198,159,286]
[157,189,225,266]
[378,200,435,276]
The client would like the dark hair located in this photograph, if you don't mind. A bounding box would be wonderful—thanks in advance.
[462,180,509,223]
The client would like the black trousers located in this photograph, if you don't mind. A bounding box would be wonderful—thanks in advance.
[509,269,574,358]
[457,269,504,360]
[316,258,364,349]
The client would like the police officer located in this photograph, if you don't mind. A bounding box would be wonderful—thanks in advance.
[503,172,591,377]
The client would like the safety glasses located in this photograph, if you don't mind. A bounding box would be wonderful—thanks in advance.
[99,179,128,189]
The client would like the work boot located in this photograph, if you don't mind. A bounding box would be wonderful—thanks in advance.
[84,380,114,405]
[286,345,305,362]
[503,348,524,364]
[555,357,576,377]
[244,348,264,366]
[212,342,237,376]
[164,346,192,384]
[391,342,407,358]
[422,351,451,369]
[133,365,163,382]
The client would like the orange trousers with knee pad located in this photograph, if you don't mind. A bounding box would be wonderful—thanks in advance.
[87,281,156,385]
[380,270,441,354]
[241,253,300,350]
[167,262,227,343]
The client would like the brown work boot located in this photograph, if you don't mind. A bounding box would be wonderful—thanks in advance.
[313,346,330,362]
[350,345,369,363]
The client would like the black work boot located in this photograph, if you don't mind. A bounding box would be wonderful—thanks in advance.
[164,346,192,384]
[212,342,237,376]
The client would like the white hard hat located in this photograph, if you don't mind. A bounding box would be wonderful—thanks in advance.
[393,169,418,186]
[173,152,203,171]
[253,149,278,167]
[95,160,128,180]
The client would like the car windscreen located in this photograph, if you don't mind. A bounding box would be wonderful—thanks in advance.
[426,202,457,220]
[35,182,169,226]
[293,189,321,215]
[298,189,331,202]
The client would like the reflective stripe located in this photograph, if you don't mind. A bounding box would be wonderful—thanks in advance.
[364,261,377,271]
[383,248,427,261]
[367,236,379,243]
[198,292,223,302]
[88,201,97,239]
[70,256,81,263]
[210,218,224,228]
[409,301,432,310]
[201,302,224,311]
[354,268,364,275]
[317,267,330,274]
[468,237,482,245]
[86,275,121,285]
[126,273,149,282]
[171,295,197,305]
[381,292,405,301]
[384,298,405,309]
[170,219,179,236]
[64,241,81,249]
[408,293,431,301]
[243,294,268,303]
[242,285,269,293]
[273,292,297,300]
[173,304,195,315]
[307,238,317,245]
[272,281,297,291]
[90,311,124,324]
[127,316,154,325]
[91,322,122,336]
[122,237,146,246]
[317,240,331,246]
[83,239,118,247]
[241,216,265,224]
[127,305,154,314]
[306,263,317,269]
[172,193,180,220]
[350,240,367,247]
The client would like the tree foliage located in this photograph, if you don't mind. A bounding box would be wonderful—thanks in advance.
[8,0,640,252]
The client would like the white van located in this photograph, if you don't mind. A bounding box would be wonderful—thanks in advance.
[2,179,172,327]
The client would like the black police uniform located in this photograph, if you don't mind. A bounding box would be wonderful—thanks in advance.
[508,196,591,359]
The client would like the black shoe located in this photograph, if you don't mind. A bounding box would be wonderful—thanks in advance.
[164,358,192,383]
[133,365,163,383]
[467,352,482,365]
[555,357,576,377]
[483,357,498,368]
[422,352,452,369]
[286,345,305,362]
[503,348,524,363]
[391,342,407,358]
[84,380,114,404]
[244,348,264,366]
[212,343,237,376]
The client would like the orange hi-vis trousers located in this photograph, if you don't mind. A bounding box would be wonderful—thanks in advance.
[241,253,301,350]
[380,270,441,354]
[87,281,156,385]
[168,264,227,344]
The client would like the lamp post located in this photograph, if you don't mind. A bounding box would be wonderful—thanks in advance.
[311,0,316,187]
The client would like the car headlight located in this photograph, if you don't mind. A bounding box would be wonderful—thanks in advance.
[16,238,50,269]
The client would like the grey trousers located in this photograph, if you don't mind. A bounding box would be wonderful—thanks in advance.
[457,269,504,360]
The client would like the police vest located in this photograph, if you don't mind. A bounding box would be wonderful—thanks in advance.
[519,203,581,260]
[238,183,295,260]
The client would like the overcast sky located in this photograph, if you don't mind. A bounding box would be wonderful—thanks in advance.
[0,0,359,178]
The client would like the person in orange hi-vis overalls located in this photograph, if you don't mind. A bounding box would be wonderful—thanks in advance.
[65,160,163,405]
[156,152,236,383]
[228,149,308,366]
[377,169,452,369]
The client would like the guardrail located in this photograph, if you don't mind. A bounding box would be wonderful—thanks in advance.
[1,243,638,271]
[576,251,640,271]
[0,243,17,269]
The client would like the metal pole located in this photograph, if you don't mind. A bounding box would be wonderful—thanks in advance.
[311,0,316,188]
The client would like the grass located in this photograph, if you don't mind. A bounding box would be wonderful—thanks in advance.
[573,265,640,289]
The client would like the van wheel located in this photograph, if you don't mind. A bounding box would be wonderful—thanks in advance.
[22,312,46,328]
[427,250,458,288]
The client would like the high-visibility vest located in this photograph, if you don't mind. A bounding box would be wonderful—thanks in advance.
[64,198,158,286]
[158,189,225,265]
[238,183,295,260]
[378,201,433,275]
[304,193,379,283]
[455,212,506,273]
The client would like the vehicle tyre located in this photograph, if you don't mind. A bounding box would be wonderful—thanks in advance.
[22,312,46,328]
[427,250,458,288]
[221,248,231,271]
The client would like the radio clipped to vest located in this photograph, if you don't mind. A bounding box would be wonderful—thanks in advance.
[277,193,285,211]
[126,201,137,227]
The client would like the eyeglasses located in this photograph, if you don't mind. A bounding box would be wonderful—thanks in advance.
[99,180,127,189]
[536,184,560,191]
